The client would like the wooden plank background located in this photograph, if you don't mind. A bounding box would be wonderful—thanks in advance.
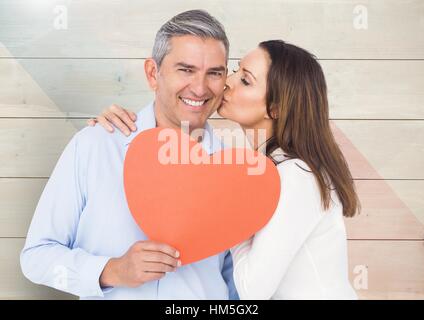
[0,0,423,300]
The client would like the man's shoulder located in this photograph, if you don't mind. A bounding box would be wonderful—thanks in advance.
[72,125,128,153]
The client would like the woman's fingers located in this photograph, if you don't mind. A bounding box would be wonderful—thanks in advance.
[122,110,137,132]
[97,115,115,133]
[103,111,131,136]
[87,104,138,135]
[87,118,97,127]
[107,105,137,133]
[128,110,138,123]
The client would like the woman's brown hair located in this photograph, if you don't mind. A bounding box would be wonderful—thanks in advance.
[259,40,360,217]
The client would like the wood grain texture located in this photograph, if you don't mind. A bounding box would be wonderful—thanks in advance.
[0,46,152,118]
[334,120,424,180]
[345,180,424,240]
[0,238,75,300]
[1,0,423,301]
[348,240,424,299]
[1,238,422,299]
[1,118,423,179]
[209,119,424,180]
[0,119,84,178]
[386,180,424,225]
[2,178,423,239]
[0,178,47,238]
[0,57,423,119]
[0,0,423,59]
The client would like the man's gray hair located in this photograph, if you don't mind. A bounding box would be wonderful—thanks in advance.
[152,10,229,68]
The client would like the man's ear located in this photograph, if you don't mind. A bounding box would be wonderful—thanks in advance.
[144,58,159,90]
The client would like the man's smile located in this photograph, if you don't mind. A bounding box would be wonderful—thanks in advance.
[179,96,210,108]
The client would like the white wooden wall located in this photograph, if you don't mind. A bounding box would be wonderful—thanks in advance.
[0,0,423,299]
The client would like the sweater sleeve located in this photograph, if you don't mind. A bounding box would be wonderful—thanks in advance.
[230,160,323,299]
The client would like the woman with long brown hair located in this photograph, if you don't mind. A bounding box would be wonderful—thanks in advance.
[91,40,359,299]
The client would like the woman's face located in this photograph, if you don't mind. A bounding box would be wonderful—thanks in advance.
[218,47,271,128]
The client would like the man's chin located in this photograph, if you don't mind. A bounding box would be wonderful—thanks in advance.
[216,104,228,119]
[216,106,223,117]
[178,115,208,131]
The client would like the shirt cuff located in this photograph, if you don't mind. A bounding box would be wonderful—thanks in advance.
[80,255,113,298]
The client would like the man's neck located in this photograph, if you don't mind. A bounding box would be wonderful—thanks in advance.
[153,101,206,141]
[153,102,180,130]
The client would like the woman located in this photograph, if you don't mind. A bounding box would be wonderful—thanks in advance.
[89,40,360,300]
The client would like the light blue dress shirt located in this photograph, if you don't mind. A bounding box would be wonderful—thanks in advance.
[20,102,239,300]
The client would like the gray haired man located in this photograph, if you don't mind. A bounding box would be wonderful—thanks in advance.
[21,10,239,299]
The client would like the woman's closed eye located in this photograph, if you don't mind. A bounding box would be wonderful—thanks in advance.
[240,77,250,86]
[232,69,250,86]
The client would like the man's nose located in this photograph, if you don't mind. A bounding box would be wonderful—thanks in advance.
[190,75,209,98]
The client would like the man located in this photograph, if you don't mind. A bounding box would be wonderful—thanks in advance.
[21,10,238,300]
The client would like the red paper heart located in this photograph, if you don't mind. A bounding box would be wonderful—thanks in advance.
[124,127,280,265]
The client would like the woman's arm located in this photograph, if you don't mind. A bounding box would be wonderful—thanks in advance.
[87,104,137,136]
[230,159,323,299]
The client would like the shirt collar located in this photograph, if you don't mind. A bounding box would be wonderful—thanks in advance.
[202,121,224,155]
[124,101,156,146]
[125,101,223,155]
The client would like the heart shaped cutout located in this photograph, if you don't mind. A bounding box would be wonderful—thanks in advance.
[124,127,281,265]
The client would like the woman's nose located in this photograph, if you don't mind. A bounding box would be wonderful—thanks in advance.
[224,76,232,91]
[225,72,235,88]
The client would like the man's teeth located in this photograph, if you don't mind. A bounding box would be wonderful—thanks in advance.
[181,98,207,107]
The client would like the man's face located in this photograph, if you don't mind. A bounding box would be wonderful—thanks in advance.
[153,35,227,130]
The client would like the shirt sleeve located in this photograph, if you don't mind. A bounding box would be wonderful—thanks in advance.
[20,132,112,298]
[221,250,240,300]
[230,160,323,300]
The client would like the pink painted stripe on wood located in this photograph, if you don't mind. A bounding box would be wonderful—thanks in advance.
[346,180,424,239]
[348,240,424,300]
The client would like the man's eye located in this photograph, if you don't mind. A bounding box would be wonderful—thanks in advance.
[179,68,192,73]
[209,71,223,77]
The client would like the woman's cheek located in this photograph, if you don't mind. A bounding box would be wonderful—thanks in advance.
[237,105,256,126]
